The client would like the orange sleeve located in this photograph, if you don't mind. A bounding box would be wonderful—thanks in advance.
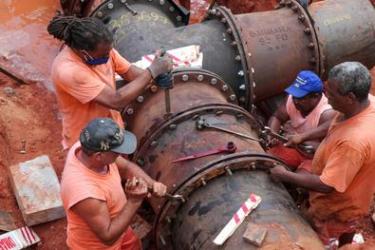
[57,65,106,104]
[111,49,131,75]
[65,182,106,210]
[319,143,364,193]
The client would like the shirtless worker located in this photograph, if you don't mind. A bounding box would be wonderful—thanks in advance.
[61,118,164,249]
[267,70,336,173]
[270,62,375,248]
[47,15,172,149]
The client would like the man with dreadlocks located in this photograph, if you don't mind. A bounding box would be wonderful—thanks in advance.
[48,15,172,149]
[48,16,169,249]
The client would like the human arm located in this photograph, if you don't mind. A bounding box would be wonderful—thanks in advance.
[285,109,336,146]
[271,141,364,193]
[94,70,153,110]
[94,50,172,110]
[267,98,289,133]
[70,178,148,246]
[120,65,145,82]
[270,165,334,193]
[116,156,167,196]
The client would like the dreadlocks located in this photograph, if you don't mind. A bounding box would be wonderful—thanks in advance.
[47,15,113,51]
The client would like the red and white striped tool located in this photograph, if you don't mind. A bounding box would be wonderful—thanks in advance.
[213,193,261,246]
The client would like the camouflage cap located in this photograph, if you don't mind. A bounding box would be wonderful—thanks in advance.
[79,118,137,154]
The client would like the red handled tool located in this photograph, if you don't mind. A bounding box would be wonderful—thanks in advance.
[172,142,237,163]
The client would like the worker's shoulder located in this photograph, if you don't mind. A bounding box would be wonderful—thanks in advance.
[51,48,87,76]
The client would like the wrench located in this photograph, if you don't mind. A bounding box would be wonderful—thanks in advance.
[165,193,186,203]
[262,126,315,157]
[196,118,260,142]
[172,142,237,163]
[147,186,186,202]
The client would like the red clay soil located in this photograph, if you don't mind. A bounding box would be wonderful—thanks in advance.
[177,0,328,23]
[0,73,67,249]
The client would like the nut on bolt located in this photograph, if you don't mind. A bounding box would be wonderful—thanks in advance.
[126,108,134,115]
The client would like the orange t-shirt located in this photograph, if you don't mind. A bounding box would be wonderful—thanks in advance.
[51,47,131,149]
[61,142,127,250]
[309,97,375,223]
[285,94,332,135]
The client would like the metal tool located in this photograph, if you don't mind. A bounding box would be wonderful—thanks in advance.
[172,141,237,163]
[196,117,260,142]
[262,126,315,157]
[155,49,173,119]
[262,126,288,142]
[147,186,186,203]
[165,193,186,203]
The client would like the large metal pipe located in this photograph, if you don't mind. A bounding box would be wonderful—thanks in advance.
[86,0,375,110]
[121,68,324,249]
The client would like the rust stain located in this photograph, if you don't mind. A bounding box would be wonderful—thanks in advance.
[0,0,61,90]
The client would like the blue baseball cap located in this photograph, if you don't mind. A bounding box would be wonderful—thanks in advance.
[285,70,323,98]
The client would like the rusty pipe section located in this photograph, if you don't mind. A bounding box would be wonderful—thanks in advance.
[121,68,323,249]
[308,0,375,78]
[84,0,375,110]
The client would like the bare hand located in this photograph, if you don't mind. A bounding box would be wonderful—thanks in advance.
[124,177,148,202]
[285,134,304,147]
[270,165,288,182]
[152,181,167,197]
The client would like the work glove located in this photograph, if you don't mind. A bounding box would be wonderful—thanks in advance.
[147,50,173,80]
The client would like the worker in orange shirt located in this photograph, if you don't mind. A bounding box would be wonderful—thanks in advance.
[267,70,336,173]
[270,62,375,248]
[47,15,172,149]
[61,118,166,250]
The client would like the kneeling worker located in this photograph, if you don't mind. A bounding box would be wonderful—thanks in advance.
[61,118,167,249]
[267,70,336,172]
[270,62,375,247]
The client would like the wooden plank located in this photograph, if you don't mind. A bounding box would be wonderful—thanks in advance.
[9,155,65,226]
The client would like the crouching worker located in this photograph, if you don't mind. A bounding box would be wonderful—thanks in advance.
[267,70,336,173]
[270,62,375,247]
[61,118,167,249]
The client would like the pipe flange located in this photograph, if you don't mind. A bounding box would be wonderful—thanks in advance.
[88,0,189,26]
[153,151,289,249]
[121,69,238,121]
[281,0,321,74]
[133,103,261,163]
[206,6,252,109]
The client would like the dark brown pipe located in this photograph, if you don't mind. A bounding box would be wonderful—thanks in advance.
[83,0,375,111]
[308,0,375,78]
[121,69,324,249]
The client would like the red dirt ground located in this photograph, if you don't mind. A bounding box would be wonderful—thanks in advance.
[0,0,374,249]
[0,73,67,249]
